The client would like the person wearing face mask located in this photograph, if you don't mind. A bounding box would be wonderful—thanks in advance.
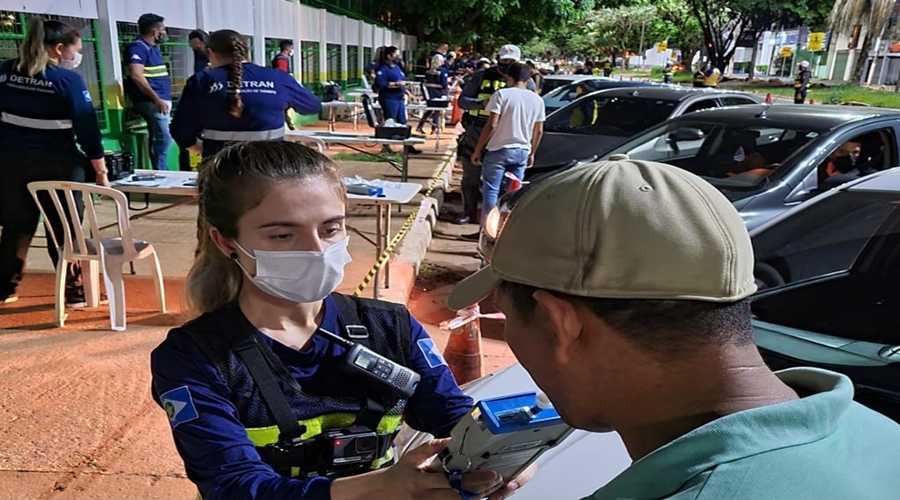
[124,13,172,170]
[188,29,210,74]
[150,141,530,500]
[0,17,109,306]
[374,46,420,155]
[271,40,297,131]
[455,44,534,229]
[818,140,863,190]
[170,30,320,159]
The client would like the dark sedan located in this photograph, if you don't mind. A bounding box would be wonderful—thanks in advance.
[541,78,663,114]
[533,87,762,171]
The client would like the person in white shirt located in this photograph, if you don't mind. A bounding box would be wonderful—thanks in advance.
[471,62,545,223]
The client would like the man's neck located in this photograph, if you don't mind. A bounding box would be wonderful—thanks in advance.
[608,345,799,461]
[511,82,528,90]
[141,34,156,46]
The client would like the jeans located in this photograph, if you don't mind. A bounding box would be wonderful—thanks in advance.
[133,100,172,170]
[481,148,528,221]
[0,151,86,298]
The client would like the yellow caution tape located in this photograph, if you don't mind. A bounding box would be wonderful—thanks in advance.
[353,155,453,297]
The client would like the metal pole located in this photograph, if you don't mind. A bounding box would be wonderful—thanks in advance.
[638,21,646,69]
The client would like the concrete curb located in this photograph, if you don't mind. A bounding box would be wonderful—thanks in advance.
[377,151,455,305]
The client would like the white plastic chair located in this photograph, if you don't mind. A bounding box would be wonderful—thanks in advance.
[290,135,327,154]
[27,181,166,331]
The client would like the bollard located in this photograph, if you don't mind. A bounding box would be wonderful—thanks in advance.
[443,305,484,385]
[765,93,773,105]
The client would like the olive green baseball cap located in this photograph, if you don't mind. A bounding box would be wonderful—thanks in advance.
[447,158,757,310]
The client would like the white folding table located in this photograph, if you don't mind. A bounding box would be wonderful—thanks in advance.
[111,171,421,298]
[285,130,426,182]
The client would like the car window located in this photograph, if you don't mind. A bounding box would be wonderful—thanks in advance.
[614,120,823,191]
[542,83,588,109]
[752,191,899,288]
[722,97,757,106]
[751,191,900,346]
[545,96,677,137]
[683,99,719,114]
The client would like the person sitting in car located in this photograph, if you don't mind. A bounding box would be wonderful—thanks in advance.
[817,140,876,191]
[711,130,768,177]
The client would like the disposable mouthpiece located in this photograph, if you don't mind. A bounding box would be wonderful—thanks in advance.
[535,391,553,410]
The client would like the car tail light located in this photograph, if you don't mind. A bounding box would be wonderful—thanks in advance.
[484,206,502,239]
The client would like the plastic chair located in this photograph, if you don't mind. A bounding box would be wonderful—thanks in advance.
[27,181,166,331]
[290,135,327,154]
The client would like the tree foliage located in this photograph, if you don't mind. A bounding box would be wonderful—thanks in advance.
[382,0,595,52]
[828,0,896,82]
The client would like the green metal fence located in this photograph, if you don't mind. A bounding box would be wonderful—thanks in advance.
[301,40,321,93]
[326,43,341,83]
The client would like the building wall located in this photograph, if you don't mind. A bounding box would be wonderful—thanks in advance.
[0,0,413,169]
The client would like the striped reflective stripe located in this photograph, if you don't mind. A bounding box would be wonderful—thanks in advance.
[202,128,285,141]
[1,112,73,130]
[143,64,169,77]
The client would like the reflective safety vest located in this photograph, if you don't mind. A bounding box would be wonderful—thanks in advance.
[570,100,599,127]
[663,66,674,77]
[703,68,721,87]
[468,69,508,118]
[142,63,169,79]
[794,70,811,89]
[182,294,413,478]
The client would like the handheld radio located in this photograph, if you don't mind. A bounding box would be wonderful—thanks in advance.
[317,328,421,399]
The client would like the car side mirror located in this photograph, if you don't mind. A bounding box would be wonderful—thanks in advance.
[670,128,705,142]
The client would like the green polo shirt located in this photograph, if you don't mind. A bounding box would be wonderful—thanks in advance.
[586,368,900,500]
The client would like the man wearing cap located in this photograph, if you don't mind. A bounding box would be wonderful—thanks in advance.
[448,158,900,499]
[794,61,812,104]
[455,44,534,229]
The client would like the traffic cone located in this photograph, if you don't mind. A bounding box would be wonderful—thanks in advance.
[810,98,815,105]
[450,88,463,125]
[765,93,773,105]
[443,306,484,385]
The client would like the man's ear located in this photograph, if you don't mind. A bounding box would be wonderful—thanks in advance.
[533,290,584,365]
[209,227,237,260]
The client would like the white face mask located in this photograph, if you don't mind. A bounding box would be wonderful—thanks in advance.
[233,237,352,303]
[60,51,82,70]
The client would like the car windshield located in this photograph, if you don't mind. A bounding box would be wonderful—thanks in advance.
[606,119,828,188]
[545,96,678,137]
[541,78,581,95]
[751,190,900,344]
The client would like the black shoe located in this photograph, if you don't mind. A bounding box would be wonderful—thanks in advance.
[452,215,471,225]
[460,232,481,241]
[415,125,426,135]
[65,287,86,309]
[406,146,422,155]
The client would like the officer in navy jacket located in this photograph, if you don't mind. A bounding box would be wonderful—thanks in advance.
[0,18,110,306]
[170,30,320,158]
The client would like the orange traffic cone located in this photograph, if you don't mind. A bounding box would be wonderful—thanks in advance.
[450,88,463,125]
[443,306,484,385]
[765,93,773,105]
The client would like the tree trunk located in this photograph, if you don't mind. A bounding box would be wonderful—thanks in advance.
[748,37,760,80]
[852,32,875,84]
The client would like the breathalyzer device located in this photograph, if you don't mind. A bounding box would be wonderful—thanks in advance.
[317,328,421,399]
[436,391,574,487]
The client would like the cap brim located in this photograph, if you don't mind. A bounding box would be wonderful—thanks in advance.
[447,264,503,311]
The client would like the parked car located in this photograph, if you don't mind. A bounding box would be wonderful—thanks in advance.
[598,105,900,229]
[541,77,662,113]
[538,74,610,95]
[532,87,762,172]
[400,169,900,498]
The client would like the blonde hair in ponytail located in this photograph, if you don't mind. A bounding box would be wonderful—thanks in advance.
[17,17,80,77]
[185,141,346,315]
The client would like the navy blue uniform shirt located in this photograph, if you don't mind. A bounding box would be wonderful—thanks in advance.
[170,62,321,157]
[124,37,171,102]
[150,295,472,500]
[0,59,104,160]
[193,50,210,74]
[374,63,406,100]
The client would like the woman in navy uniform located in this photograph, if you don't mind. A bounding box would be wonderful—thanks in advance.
[0,17,110,306]
[170,29,321,159]
[150,141,530,500]
[416,54,449,135]
[374,46,409,125]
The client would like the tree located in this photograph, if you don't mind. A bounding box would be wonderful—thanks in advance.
[567,6,657,65]
[381,0,595,53]
[829,0,896,83]
[687,0,831,74]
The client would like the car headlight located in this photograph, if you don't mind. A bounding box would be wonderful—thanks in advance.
[484,206,502,239]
